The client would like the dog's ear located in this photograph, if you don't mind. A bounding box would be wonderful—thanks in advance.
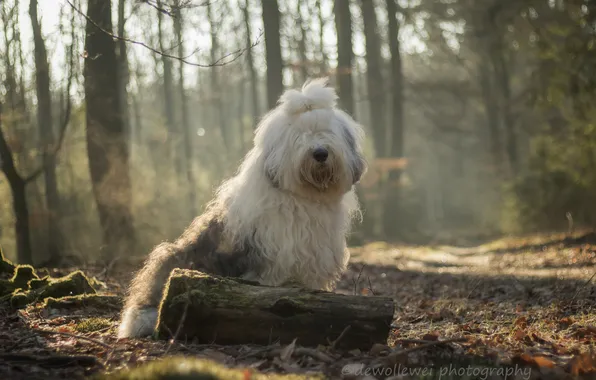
[340,121,366,185]
[352,155,367,184]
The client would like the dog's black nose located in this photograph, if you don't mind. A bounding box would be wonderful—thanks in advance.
[312,147,328,162]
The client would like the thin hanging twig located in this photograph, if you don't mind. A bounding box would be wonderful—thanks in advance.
[64,0,262,68]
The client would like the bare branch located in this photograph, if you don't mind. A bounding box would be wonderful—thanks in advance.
[137,0,209,17]
[24,9,75,184]
[65,0,262,68]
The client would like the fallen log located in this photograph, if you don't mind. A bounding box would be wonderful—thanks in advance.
[156,269,396,350]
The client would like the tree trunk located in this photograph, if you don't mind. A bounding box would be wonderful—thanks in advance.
[492,51,518,176]
[262,0,284,109]
[0,102,33,265]
[29,0,63,265]
[156,0,180,176]
[382,0,405,238]
[333,0,354,116]
[360,0,386,158]
[484,5,517,177]
[468,8,503,177]
[173,1,197,220]
[157,269,395,350]
[207,1,230,150]
[316,0,328,75]
[242,0,261,128]
[131,93,143,147]
[296,0,309,83]
[334,0,372,241]
[236,76,248,154]
[478,59,503,175]
[1,1,20,113]
[83,0,136,262]
[117,0,131,155]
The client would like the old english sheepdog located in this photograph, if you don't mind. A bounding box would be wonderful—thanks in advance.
[118,78,368,339]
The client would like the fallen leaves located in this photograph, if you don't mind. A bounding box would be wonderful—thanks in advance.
[421,332,440,342]
[558,316,575,328]
[3,236,596,379]
[567,352,596,375]
[571,325,596,341]
[512,328,528,342]
[514,353,556,369]
[514,316,528,329]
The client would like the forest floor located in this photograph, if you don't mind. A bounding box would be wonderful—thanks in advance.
[1,230,595,379]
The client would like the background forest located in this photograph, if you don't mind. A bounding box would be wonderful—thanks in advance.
[1,0,595,266]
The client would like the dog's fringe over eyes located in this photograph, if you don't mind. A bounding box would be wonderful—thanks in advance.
[117,77,368,339]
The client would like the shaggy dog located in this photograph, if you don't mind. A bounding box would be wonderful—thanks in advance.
[117,78,367,339]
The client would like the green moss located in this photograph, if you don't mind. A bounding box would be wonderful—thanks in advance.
[0,280,17,297]
[44,294,122,310]
[10,291,30,308]
[74,317,112,333]
[29,276,51,290]
[89,276,107,290]
[10,270,96,308]
[1,264,38,299]
[37,271,96,298]
[10,265,38,289]
[97,357,321,380]
[0,246,16,277]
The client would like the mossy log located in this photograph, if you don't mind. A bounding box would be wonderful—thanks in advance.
[157,269,395,350]
[44,294,122,310]
[97,356,316,380]
[0,247,16,278]
[10,271,96,308]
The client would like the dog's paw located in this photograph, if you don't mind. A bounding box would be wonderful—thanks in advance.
[118,307,158,339]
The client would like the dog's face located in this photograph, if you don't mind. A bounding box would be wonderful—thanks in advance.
[257,106,367,199]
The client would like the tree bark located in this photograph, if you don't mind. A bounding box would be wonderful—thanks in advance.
[492,50,518,176]
[2,1,20,113]
[334,0,354,116]
[295,0,309,83]
[478,58,503,175]
[117,0,131,155]
[242,0,261,128]
[29,0,63,265]
[262,0,284,109]
[157,269,395,350]
[207,1,230,150]
[156,0,181,175]
[382,0,405,238]
[236,75,248,154]
[83,0,136,262]
[316,0,328,75]
[360,0,386,158]
[0,102,33,264]
[173,1,197,220]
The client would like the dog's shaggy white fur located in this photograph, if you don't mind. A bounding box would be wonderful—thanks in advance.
[118,78,367,339]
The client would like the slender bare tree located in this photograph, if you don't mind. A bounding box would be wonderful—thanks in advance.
[208,0,230,150]
[360,0,387,158]
[242,0,261,128]
[262,0,284,109]
[383,0,405,237]
[173,0,197,219]
[156,0,181,176]
[334,0,354,116]
[83,0,136,261]
[29,0,64,264]
[0,102,33,264]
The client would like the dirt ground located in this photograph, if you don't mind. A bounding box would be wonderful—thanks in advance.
[1,231,595,379]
